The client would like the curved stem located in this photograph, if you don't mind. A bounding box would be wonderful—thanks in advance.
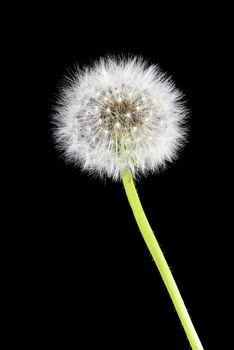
[121,168,204,350]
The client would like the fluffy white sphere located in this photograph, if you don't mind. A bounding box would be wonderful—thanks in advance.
[53,56,188,180]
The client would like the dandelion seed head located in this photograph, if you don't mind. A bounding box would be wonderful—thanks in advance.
[53,56,188,181]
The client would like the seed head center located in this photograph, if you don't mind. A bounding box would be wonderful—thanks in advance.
[98,95,145,132]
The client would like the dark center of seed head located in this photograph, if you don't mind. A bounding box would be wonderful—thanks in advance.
[99,96,144,131]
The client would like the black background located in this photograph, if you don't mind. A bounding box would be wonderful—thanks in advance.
[14,3,232,349]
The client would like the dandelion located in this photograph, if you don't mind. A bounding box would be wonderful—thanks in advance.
[53,56,203,350]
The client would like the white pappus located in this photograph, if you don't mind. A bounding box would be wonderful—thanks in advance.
[53,56,188,181]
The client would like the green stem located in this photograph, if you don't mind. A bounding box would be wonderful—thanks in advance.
[121,168,204,350]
